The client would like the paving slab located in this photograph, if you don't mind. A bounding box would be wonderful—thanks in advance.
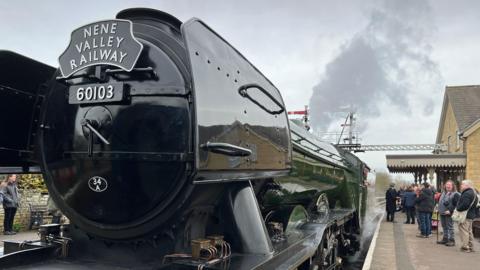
[367,212,480,270]
[370,218,397,270]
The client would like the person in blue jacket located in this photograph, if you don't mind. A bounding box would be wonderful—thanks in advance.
[403,186,416,224]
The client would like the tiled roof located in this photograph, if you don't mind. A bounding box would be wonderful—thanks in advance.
[446,85,480,131]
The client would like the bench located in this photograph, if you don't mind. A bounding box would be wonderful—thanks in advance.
[28,203,48,230]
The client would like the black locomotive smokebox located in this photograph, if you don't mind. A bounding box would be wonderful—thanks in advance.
[39,9,194,240]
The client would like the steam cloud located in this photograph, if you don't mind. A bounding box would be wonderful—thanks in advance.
[309,0,442,133]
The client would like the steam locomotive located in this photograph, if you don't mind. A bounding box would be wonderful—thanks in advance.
[0,8,369,269]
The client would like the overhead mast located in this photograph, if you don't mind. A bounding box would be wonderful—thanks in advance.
[310,109,446,153]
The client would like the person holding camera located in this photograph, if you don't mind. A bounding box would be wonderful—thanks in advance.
[437,180,460,246]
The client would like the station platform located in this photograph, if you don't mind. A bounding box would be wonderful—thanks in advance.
[364,212,480,270]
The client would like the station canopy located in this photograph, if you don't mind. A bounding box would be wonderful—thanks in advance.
[386,154,466,173]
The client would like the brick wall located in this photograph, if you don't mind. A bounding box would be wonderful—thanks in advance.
[0,189,49,232]
[466,128,480,190]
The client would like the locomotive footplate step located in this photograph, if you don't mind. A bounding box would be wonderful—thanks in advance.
[2,240,44,255]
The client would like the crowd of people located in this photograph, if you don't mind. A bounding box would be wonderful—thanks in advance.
[386,179,479,253]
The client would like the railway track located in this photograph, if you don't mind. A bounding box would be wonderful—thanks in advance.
[344,193,385,269]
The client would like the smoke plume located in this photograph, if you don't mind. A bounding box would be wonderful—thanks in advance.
[309,0,442,133]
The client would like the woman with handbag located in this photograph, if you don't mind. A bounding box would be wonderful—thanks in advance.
[453,179,478,253]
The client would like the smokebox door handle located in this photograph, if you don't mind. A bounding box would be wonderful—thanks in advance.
[201,142,252,157]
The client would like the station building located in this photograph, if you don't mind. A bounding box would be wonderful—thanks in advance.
[387,85,480,190]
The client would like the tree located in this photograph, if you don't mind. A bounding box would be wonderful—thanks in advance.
[375,172,392,196]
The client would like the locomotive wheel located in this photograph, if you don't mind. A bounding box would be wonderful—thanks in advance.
[310,227,341,270]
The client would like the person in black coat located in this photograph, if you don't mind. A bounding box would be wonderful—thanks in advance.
[456,180,478,252]
[415,183,434,238]
[385,183,398,222]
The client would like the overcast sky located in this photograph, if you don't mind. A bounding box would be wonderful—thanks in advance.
[1,0,479,175]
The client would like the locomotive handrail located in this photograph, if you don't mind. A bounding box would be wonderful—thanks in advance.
[238,83,285,115]
[55,67,157,83]
[291,129,345,163]
[63,151,191,162]
[0,84,38,97]
[201,142,252,157]
[105,67,158,80]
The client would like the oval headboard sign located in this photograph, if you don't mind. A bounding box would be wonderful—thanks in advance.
[58,19,143,78]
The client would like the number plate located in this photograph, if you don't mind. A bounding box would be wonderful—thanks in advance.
[69,82,124,104]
